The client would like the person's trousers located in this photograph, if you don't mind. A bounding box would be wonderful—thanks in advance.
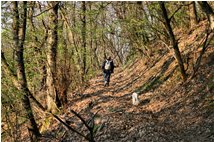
[104,72,111,84]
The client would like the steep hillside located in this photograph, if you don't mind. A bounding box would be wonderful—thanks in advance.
[39,22,214,142]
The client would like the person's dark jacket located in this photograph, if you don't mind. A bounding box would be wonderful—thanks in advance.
[102,59,114,73]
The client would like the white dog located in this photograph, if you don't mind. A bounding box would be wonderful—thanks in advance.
[132,92,140,105]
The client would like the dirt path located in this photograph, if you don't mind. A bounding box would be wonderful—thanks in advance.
[60,23,214,141]
[61,37,214,142]
[64,48,214,142]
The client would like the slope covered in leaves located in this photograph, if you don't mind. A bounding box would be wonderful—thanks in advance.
[39,21,214,142]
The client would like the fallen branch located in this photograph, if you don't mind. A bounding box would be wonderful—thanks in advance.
[52,113,88,140]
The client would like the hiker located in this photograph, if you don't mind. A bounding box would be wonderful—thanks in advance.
[102,56,115,86]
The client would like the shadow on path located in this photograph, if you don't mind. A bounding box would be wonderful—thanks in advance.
[135,57,176,95]
[69,54,177,112]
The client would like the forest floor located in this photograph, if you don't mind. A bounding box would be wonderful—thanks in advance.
[39,22,214,142]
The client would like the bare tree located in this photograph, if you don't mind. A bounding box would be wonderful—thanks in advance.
[159,2,187,81]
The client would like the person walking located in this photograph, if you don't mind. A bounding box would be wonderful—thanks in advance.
[102,56,115,86]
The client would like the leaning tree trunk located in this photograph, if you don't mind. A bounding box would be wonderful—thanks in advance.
[198,1,214,30]
[46,2,60,112]
[159,2,187,81]
[12,1,40,138]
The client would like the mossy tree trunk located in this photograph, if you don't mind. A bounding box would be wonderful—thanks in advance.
[46,2,61,112]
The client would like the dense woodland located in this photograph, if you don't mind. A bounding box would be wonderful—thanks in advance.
[1,1,214,142]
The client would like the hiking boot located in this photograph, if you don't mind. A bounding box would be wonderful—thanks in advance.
[104,81,107,87]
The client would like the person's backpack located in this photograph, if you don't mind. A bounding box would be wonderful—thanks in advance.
[104,60,111,70]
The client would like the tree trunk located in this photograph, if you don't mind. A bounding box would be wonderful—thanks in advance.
[81,1,87,81]
[46,2,60,112]
[191,31,213,78]
[159,2,187,81]
[198,1,214,30]
[12,1,40,138]
[189,2,198,28]
[29,2,48,91]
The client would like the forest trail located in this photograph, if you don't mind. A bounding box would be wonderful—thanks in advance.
[2,2,214,142]
[61,22,214,142]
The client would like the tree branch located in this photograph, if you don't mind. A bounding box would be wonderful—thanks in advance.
[169,2,192,21]
[52,114,88,140]
[33,2,60,17]
[169,6,183,21]
[70,109,92,131]
[27,88,91,141]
